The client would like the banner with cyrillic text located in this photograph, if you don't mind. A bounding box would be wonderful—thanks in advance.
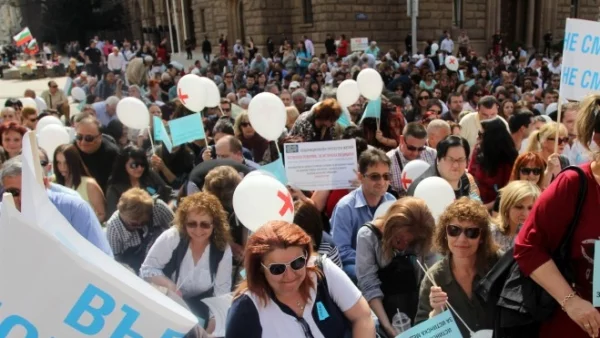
[561,18,600,100]
[396,310,462,338]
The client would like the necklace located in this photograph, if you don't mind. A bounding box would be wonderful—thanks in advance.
[296,300,305,311]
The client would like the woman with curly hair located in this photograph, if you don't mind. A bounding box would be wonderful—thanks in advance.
[415,197,501,337]
[140,192,233,333]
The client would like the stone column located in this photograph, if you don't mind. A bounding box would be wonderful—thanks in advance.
[525,0,535,49]
[516,0,524,43]
[496,0,502,32]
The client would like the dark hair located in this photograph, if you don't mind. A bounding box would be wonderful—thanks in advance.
[103,119,126,144]
[4,98,22,109]
[436,135,470,161]
[293,200,324,248]
[213,119,234,136]
[53,144,92,189]
[476,118,518,175]
[109,145,151,186]
[358,148,391,175]
[403,122,427,139]
[508,111,534,134]
[447,92,463,104]
[342,126,368,160]
[477,95,499,109]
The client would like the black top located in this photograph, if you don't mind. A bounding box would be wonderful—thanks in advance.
[84,47,102,64]
[76,138,119,193]
[187,159,252,194]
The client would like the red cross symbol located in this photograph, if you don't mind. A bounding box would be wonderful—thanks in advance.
[448,57,456,64]
[178,88,189,104]
[401,171,413,190]
[277,190,293,216]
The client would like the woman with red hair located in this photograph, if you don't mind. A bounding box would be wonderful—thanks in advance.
[226,220,374,338]
[0,121,27,160]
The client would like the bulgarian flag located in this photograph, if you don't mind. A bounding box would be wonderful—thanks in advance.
[24,39,38,55]
[13,27,33,46]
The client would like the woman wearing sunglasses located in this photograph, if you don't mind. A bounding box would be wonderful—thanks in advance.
[415,197,500,337]
[226,220,374,338]
[234,112,269,163]
[141,192,232,334]
[405,89,432,123]
[105,145,172,217]
[526,122,570,185]
[54,144,106,222]
[490,180,540,251]
[356,197,437,338]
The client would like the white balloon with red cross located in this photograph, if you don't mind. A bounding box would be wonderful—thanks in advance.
[401,160,431,191]
[444,55,459,71]
[176,74,206,112]
[233,173,294,232]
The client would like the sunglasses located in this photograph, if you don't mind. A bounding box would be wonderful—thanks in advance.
[76,134,100,142]
[406,144,426,152]
[5,188,20,197]
[419,96,430,101]
[241,122,252,127]
[365,172,392,182]
[128,162,146,169]
[40,160,49,167]
[185,221,213,229]
[520,167,542,175]
[261,254,307,276]
[547,137,569,145]
[446,224,481,239]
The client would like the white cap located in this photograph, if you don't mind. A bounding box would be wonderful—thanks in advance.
[289,81,301,89]
[80,71,88,77]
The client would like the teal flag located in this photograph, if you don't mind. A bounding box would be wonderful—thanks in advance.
[167,113,206,146]
[153,116,172,152]
[359,97,381,124]
[260,157,288,185]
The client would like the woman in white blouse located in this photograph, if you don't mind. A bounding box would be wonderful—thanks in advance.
[140,192,233,333]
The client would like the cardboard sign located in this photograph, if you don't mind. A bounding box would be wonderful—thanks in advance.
[351,37,369,52]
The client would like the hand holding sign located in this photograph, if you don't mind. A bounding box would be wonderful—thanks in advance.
[233,173,294,232]
[177,74,206,112]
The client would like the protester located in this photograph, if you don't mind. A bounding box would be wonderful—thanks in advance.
[226,220,375,337]
[0,122,26,160]
[526,122,571,181]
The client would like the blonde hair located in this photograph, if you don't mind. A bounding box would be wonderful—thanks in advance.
[233,111,250,138]
[285,106,300,129]
[526,122,568,153]
[576,94,600,158]
[117,188,154,219]
[495,181,541,235]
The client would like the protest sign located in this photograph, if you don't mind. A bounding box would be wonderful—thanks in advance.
[168,113,206,146]
[351,37,369,51]
[284,139,357,191]
[560,18,600,100]
[154,116,173,152]
[0,133,198,337]
[396,310,462,338]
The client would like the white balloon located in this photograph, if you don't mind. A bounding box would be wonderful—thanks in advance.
[414,176,455,221]
[248,92,287,141]
[430,43,439,55]
[445,55,459,71]
[116,97,150,129]
[357,68,383,100]
[373,200,396,221]
[199,77,221,108]
[38,124,70,161]
[401,160,431,191]
[177,74,206,112]
[336,80,360,107]
[21,97,37,109]
[472,330,493,338]
[71,87,86,102]
[233,174,294,232]
[36,116,63,136]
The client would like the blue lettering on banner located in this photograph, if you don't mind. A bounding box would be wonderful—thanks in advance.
[396,311,461,338]
[111,305,142,338]
[64,284,116,335]
[565,32,580,52]
[0,315,39,337]
[580,34,600,55]
[580,70,600,90]
[562,67,578,86]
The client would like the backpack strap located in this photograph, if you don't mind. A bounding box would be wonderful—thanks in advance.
[556,166,588,259]
[364,222,382,240]
[162,235,189,282]
[209,243,225,282]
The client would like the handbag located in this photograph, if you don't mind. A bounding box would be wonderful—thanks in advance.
[475,166,588,337]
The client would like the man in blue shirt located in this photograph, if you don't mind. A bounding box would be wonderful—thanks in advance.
[92,95,120,127]
[0,156,113,257]
[330,148,396,281]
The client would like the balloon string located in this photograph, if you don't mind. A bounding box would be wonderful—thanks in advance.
[415,259,475,336]
[147,126,156,154]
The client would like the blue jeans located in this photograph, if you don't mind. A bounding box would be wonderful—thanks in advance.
[342,263,357,284]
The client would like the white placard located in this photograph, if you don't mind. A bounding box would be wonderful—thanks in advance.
[284,139,357,191]
[350,37,369,52]
[0,132,198,337]
[560,18,600,101]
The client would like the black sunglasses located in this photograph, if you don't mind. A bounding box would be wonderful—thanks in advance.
[419,96,430,101]
[5,188,20,197]
[40,160,49,167]
[406,144,426,152]
[547,137,569,145]
[446,224,481,239]
[520,167,542,175]
[185,221,212,229]
[262,255,307,276]
[365,173,391,182]
[76,134,100,142]
[128,162,146,169]
[241,122,252,127]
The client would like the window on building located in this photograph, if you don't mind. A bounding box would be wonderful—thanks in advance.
[303,0,313,24]
[453,0,463,28]
[200,9,206,32]
[570,0,579,18]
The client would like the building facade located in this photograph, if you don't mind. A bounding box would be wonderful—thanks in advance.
[125,0,599,57]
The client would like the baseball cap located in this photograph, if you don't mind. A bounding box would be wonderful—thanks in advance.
[289,81,301,90]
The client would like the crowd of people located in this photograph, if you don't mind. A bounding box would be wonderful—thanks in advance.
[0,30,599,338]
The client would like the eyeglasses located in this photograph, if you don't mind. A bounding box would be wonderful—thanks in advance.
[128,162,146,169]
[446,224,481,239]
[120,216,148,229]
[185,221,213,229]
[261,254,307,275]
[241,122,252,127]
[443,156,467,166]
[5,188,20,197]
[406,144,426,152]
[365,172,392,182]
[75,134,100,142]
[419,96,430,101]
[520,167,542,175]
[547,137,569,145]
